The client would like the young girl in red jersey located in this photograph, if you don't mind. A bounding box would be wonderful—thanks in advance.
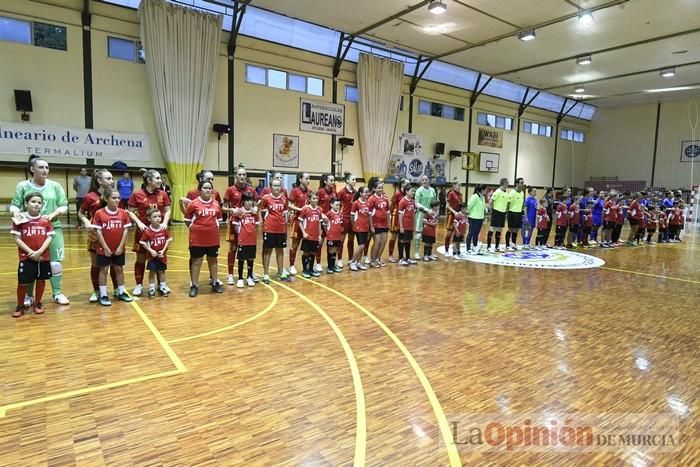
[626,192,643,246]
[388,179,409,262]
[554,193,569,249]
[288,172,310,276]
[223,166,258,284]
[78,169,118,302]
[11,192,54,317]
[325,199,344,273]
[421,200,440,261]
[657,205,668,243]
[566,193,582,249]
[368,180,390,267]
[180,170,223,213]
[600,191,618,248]
[93,188,133,306]
[443,179,463,257]
[349,186,371,271]
[451,203,468,257]
[232,192,260,288]
[185,180,224,297]
[398,186,417,266]
[260,179,290,284]
[668,201,683,242]
[298,191,325,278]
[315,173,336,271]
[581,199,594,248]
[535,198,550,250]
[139,208,172,298]
[337,172,357,268]
[127,169,171,296]
[645,205,658,245]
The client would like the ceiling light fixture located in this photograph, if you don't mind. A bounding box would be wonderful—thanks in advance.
[660,68,676,78]
[576,55,592,65]
[518,29,536,41]
[578,11,594,26]
[574,85,585,93]
[428,0,447,15]
[644,86,694,93]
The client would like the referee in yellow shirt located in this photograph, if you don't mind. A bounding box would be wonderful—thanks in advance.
[487,178,509,253]
[505,177,526,251]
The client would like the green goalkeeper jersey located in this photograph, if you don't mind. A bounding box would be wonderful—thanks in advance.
[12,180,68,228]
[415,186,437,212]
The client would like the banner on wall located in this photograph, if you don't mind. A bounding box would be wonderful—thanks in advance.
[299,98,345,135]
[398,132,422,155]
[0,121,149,161]
[386,154,447,184]
[477,126,503,148]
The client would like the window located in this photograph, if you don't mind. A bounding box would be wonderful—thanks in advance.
[345,85,358,103]
[108,36,144,63]
[477,112,513,130]
[245,64,324,96]
[523,120,553,137]
[33,22,67,50]
[561,128,585,143]
[0,16,31,44]
[419,99,465,121]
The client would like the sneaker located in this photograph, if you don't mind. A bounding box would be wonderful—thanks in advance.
[349,262,358,271]
[12,305,24,318]
[311,271,321,277]
[313,263,323,273]
[357,263,368,270]
[336,259,344,268]
[116,292,133,302]
[262,274,270,284]
[414,253,422,260]
[379,260,386,267]
[387,256,398,263]
[247,277,256,287]
[423,255,431,262]
[236,279,245,288]
[23,295,33,307]
[363,256,371,264]
[506,246,515,252]
[227,274,235,285]
[407,258,418,265]
[590,240,598,245]
[189,285,198,297]
[522,245,530,250]
[326,268,335,274]
[498,246,506,252]
[373,261,381,269]
[250,272,260,283]
[487,247,496,253]
[158,286,170,296]
[444,250,453,258]
[89,291,99,303]
[398,259,408,266]
[333,266,343,273]
[302,271,312,278]
[212,281,224,293]
[132,284,143,297]
[33,303,44,315]
[99,295,112,306]
[572,242,579,248]
[289,265,297,276]
[278,273,291,282]
[53,294,70,305]
[429,255,438,261]
[148,287,156,298]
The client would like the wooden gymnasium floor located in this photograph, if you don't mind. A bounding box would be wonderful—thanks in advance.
[0,222,698,466]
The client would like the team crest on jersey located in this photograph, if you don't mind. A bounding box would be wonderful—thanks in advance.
[437,246,605,269]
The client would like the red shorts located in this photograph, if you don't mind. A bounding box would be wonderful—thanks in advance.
[226,223,239,243]
[290,221,303,240]
[132,228,146,254]
[445,212,455,232]
[390,210,400,233]
[342,217,353,235]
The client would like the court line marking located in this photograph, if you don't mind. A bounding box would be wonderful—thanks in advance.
[129,300,187,373]
[270,278,367,467]
[294,276,462,467]
[168,283,278,343]
[600,266,700,285]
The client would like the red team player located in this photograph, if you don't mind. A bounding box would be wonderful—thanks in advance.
[566,194,581,248]
[349,186,371,271]
[337,172,357,268]
[315,173,337,271]
[398,186,417,266]
[224,166,258,284]
[259,178,290,283]
[421,200,440,261]
[232,192,260,288]
[535,198,550,249]
[601,191,618,248]
[180,170,223,214]
[368,181,390,267]
[93,188,134,306]
[388,179,409,262]
[127,169,171,296]
[443,179,463,256]
[298,191,325,278]
[11,192,54,317]
[260,171,289,198]
[139,207,172,298]
[185,180,224,297]
[451,203,468,257]
[325,199,344,273]
[288,172,311,275]
[554,193,569,248]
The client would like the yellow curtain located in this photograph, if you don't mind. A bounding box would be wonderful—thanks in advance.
[166,161,201,221]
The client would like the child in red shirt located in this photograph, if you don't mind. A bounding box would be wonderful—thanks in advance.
[452,203,468,257]
[422,200,440,261]
[601,191,618,248]
[232,192,260,288]
[645,205,658,245]
[93,188,133,306]
[260,178,290,283]
[185,180,223,296]
[298,191,325,278]
[398,186,417,265]
[566,194,582,249]
[535,198,550,250]
[11,192,54,317]
[349,186,371,271]
[554,193,569,249]
[581,199,594,248]
[139,207,172,298]
[368,181,390,267]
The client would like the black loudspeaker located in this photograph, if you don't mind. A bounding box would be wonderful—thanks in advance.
[213,123,231,134]
[339,137,354,146]
[449,150,462,159]
[14,90,33,112]
[435,142,445,155]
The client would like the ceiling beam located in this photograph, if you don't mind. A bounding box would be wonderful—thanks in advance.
[585,82,700,103]
[543,59,700,91]
[430,0,629,61]
[350,0,432,38]
[452,0,520,29]
[494,27,700,77]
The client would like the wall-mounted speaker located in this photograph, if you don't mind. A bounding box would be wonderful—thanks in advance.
[435,142,445,155]
[449,150,462,159]
[14,90,33,112]
[212,123,231,134]
[339,137,354,147]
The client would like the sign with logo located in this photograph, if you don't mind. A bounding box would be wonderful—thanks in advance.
[398,132,422,155]
[0,121,149,161]
[273,133,299,168]
[478,127,503,148]
[300,98,345,135]
[437,246,605,269]
[681,140,700,162]
[386,154,446,184]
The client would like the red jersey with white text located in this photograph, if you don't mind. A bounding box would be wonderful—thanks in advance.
[398,197,416,231]
[647,212,658,230]
[317,186,337,214]
[422,212,439,237]
[128,189,171,223]
[583,208,593,227]
[139,226,171,263]
[351,198,371,233]
[569,203,580,225]
[11,216,55,261]
[615,204,624,225]
[447,190,463,212]
[92,207,132,254]
[326,210,344,241]
[628,200,643,221]
[454,212,467,236]
[187,189,222,204]
[260,193,288,234]
[224,184,258,209]
[556,203,568,227]
[658,211,667,229]
[603,201,616,223]
[185,198,222,247]
[233,209,259,246]
[338,186,356,219]
[368,193,390,229]
[536,206,549,230]
[669,207,683,225]
[80,191,103,218]
[298,205,322,240]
